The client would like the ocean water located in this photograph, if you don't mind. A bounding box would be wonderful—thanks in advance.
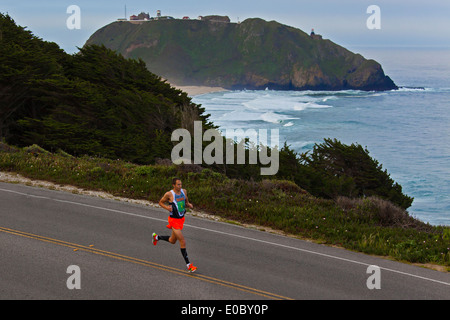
[192,47,450,226]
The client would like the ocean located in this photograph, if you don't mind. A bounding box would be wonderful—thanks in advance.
[192,47,450,226]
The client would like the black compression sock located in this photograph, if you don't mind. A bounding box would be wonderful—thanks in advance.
[158,235,170,242]
[180,248,190,264]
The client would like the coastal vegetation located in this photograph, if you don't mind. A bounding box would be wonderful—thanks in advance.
[0,13,213,165]
[1,13,448,270]
[0,142,448,269]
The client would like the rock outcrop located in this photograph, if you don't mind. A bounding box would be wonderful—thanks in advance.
[85,17,397,91]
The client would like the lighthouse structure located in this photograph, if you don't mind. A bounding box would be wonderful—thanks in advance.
[310,28,322,40]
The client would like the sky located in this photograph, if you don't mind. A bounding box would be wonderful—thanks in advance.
[2,0,450,55]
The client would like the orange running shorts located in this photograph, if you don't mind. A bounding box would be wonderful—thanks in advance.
[166,216,185,230]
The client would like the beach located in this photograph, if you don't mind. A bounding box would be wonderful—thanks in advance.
[171,84,227,96]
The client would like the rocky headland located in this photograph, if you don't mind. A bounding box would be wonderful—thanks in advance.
[85,16,397,91]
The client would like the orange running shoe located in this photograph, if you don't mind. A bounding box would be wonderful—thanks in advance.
[187,263,197,273]
[152,233,158,246]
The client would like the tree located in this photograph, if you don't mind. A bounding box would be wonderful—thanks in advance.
[0,13,66,141]
[299,138,413,209]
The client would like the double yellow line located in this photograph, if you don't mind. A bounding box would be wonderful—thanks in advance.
[0,226,293,300]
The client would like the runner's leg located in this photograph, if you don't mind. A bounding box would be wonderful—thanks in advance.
[171,228,185,247]
[171,228,190,265]
[156,229,178,244]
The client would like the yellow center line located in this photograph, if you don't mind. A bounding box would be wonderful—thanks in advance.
[0,226,293,300]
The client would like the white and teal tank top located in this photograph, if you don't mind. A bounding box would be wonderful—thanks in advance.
[169,190,186,219]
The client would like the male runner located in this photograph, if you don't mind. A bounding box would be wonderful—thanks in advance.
[153,178,197,272]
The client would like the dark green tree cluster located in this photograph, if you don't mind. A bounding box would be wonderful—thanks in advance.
[275,139,413,209]
[0,13,212,164]
[199,137,413,209]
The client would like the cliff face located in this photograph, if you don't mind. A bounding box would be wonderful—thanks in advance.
[85,17,397,91]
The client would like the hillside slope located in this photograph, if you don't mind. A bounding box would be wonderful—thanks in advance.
[85,17,397,91]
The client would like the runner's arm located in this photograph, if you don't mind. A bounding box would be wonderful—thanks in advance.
[183,189,193,209]
[158,192,172,212]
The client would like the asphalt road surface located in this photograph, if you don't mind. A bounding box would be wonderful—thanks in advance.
[1,181,449,300]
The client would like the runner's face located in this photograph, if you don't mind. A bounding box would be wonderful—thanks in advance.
[173,180,182,192]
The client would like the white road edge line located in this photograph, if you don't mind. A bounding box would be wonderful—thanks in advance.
[1,187,449,287]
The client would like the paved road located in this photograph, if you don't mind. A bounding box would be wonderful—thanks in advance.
[0,182,449,300]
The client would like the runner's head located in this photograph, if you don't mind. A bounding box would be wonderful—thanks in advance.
[172,177,182,192]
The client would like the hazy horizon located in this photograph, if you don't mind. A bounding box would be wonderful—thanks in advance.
[2,0,449,56]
